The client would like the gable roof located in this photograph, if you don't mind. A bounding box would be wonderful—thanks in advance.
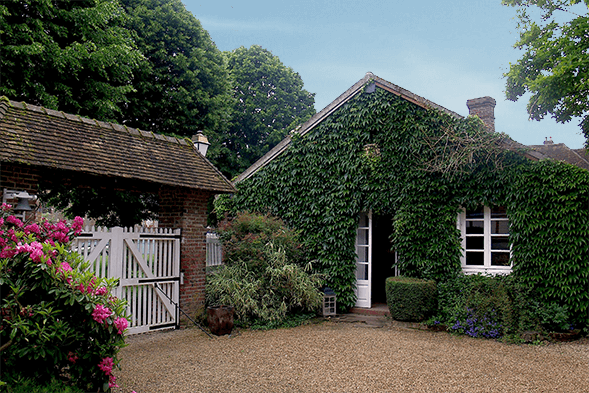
[528,143,589,171]
[0,97,235,193]
[236,72,463,182]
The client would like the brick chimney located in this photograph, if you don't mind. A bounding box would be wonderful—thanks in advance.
[467,96,496,132]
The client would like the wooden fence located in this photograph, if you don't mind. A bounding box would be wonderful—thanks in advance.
[73,226,181,335]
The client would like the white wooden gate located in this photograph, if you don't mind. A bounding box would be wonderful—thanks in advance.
[73,226,181,335]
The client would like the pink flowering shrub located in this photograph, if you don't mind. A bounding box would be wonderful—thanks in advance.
[0,205,129,391]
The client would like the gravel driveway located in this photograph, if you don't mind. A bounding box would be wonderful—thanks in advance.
[112,317,588,393]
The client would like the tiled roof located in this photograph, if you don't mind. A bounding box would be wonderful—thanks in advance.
[528,143,589,171]
[0,97,235,193]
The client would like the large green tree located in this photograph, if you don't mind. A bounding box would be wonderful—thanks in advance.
[220,45,316,178]
[0,0,143,121]
[118,0,231,142]
[503,0,589,141]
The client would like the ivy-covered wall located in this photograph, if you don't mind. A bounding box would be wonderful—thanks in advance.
[232,85,589,323]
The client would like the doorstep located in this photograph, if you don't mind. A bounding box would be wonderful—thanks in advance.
[349,303,390,316]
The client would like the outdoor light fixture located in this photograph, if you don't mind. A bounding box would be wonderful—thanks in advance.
[2,189,36,218]
[192,130,210,157]
[322,287,337,317]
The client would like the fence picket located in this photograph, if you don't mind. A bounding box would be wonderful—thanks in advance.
[73,226,181,335]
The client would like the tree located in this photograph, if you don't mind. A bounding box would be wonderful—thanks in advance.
[118,0,231,141]
[0,0,143,121]
[220,45,316,178]
[503,0,589,141]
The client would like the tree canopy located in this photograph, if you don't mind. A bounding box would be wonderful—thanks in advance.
[503,0,589,142]
[0,0,143,121]
[118,0,231,140]
[219,45,316,178]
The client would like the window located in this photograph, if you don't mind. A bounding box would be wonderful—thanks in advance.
[458,206,511,274]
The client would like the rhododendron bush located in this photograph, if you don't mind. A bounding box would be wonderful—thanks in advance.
[0,204,129,391]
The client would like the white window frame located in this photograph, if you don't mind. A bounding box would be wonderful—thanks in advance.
[457,206,512,275]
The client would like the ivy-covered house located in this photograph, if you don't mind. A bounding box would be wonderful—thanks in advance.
[231,73,589,323]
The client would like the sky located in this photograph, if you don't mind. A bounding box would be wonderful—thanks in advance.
[183,0,586,149]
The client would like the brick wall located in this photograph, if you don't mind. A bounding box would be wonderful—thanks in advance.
[158,185,213,321]
[1,162,42,194]
[467,96,496,133]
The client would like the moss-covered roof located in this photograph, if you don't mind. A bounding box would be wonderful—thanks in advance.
[0,97,235,193]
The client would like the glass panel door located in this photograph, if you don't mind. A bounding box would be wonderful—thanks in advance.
[355,212,371,308]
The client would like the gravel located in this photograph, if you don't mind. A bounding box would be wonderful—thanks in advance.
[112,318,589,393]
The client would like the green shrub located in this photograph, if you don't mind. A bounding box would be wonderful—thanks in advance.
[433,274,571,339]
[0,206,129,391]
[1,376,86,393]
[207,212,323,327]
[217,211,307,273]
[385,276,437,322]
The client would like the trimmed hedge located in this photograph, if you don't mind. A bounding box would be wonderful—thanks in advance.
[386,276,437,322]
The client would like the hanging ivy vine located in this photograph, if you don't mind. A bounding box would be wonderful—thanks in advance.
[228,83,589,323]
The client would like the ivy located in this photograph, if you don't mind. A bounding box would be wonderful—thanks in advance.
[229,83,589,323]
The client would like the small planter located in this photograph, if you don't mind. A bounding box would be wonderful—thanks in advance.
[548,329,581,342]
[207,306,234,336]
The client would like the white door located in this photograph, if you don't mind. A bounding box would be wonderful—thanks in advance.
[355,212,372,308]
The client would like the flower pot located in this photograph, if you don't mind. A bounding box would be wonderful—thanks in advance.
[207,306,234,336]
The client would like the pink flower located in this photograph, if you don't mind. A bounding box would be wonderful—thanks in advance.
[92,304,112,324]
[108,374,118,388]
[1,203,12,211]
[68,352,78,364]
[5,216,23,228]
[114,317,128,335]
[0,246,16,258]
[72,216,84,235]
[95,286,108,296]
[98,357,114,375]
[24,223,40,235]
[15,241,46,263]
[57,261,72,276]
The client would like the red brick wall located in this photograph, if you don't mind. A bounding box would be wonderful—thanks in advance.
[467,96,496,133]
[158,185,213,319]
[1,163,42,194]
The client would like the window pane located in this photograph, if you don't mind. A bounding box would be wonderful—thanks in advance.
[356,246,369,262]
[491,220,509,234]
[466,237,484,250]
[491,252,510,266]
[491,237,509,250]
[359,213,369,227]
[466,221,484,234]
[357,229,368,246]
[356,263,368,280]
[491,206,507,218]
[466,251,484,265]
[466,206,484,219]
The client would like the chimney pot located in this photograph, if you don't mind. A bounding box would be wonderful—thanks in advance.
[467,96,496,132]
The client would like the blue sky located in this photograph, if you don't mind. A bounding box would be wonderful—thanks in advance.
[184,0,586,148]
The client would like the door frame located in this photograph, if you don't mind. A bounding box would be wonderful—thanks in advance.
[354,211,372,308]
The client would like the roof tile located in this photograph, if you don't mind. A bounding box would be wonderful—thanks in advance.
[0,97,235,193]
